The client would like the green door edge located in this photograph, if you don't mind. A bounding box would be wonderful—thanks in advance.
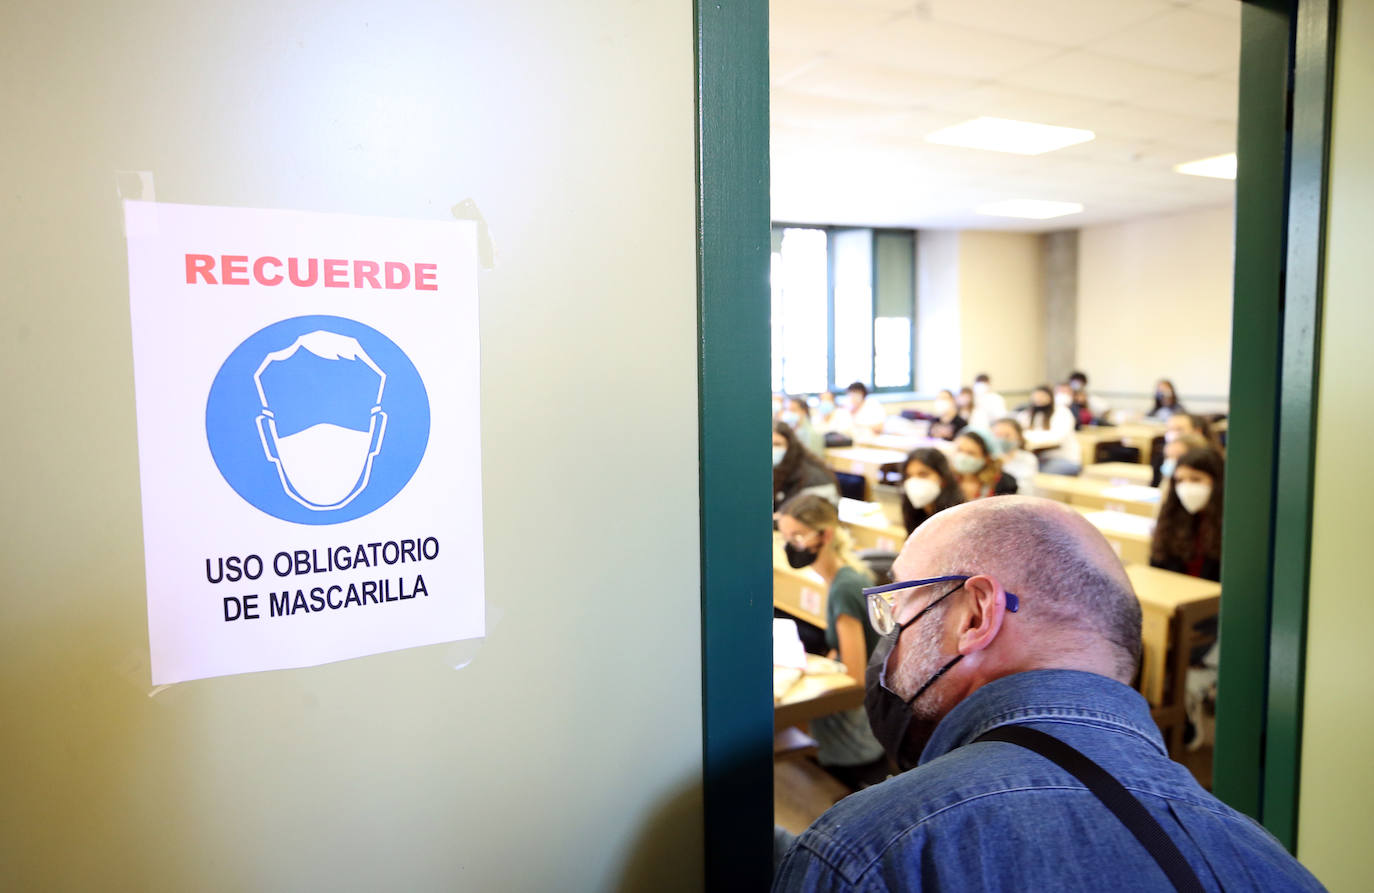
[1217,0,1335,852]
[696,1,773,889]
[1263,0,1336,851]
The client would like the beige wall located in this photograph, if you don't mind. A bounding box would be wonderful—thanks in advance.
[1297,1,1374,885]
[0,2,703,891]
[915,230,961,393]
[915,229,1043,395]
[1076,204,1234,409]
[958,231,1045,391]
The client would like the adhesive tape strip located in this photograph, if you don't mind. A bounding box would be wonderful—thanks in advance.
[450,198,497,270]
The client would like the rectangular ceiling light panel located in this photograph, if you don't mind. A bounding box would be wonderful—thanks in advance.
[1173,152,1237,179]
[975,199,1085,219]
[925,116,1095,155]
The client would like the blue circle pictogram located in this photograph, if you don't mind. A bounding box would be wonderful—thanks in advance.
[206,315,430,525]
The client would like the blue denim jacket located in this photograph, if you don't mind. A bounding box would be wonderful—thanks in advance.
[774,670,1325,892]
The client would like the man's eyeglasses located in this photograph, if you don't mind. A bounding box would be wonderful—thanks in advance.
[863,575,1020,636]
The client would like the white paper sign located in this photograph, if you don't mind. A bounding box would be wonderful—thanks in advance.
[123,201,485,684]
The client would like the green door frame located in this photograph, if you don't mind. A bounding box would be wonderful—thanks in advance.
[696,1,773,889]
[1217,0,1335,852]
[696,0,1338,880]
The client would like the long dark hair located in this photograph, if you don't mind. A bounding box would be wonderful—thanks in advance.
[1152,379,1183,414]
[900,447,964,534]
[773,421,833,496]
[1026,385,1054,430]
[1151,446,1224,566]
[955,431,1003,492]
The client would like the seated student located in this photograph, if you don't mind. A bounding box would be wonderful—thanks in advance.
[1155,431,1211,487]
[1067,370,1108,426]
[899,447,964,534]
[991,417,1039,495]
[775,494,888,790]
[955,386,975,419]
[1054,382,1086,430]
[773,496,1322,892]
[970,373,1007,429]
[927,389,967,441]
[1166,412,1223,453]
[826,381,887,439]
[1147,378,1185,421]
[781,395,826,456]
[814,391,837,428]
[951,431,1018,501]
[772,423,837,510]
[1151,446,1224,582]
[1017,385,1082,475]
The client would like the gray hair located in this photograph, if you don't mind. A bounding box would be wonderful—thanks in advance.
[935,500,1142,679]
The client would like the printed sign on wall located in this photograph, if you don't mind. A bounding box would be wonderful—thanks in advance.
[123,201,484,684]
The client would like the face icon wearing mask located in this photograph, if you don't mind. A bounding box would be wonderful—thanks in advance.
[254,331,388,511]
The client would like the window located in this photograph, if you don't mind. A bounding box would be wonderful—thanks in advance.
[770,226,915,395]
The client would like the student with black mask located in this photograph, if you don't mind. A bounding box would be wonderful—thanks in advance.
[776,494,889,790]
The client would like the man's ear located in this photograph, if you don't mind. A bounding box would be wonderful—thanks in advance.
[955,574,1009,656]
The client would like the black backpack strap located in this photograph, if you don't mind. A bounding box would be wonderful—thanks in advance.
[974,724,1208,893]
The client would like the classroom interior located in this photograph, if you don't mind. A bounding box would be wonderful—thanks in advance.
[766,0,1237,832]
[3,0,1372,890]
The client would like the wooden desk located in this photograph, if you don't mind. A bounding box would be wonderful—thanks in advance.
[1074,427,1127,465]
[825,446,910,499]
[1033,473,1162,518]
[852,433,950,455]
[773,538,1219,758]
[1077,424,1166,465]
[775,674,865,732]
[1082,462,1155,485]
[838,497,907,553]
[1074,508,1154,565]
[1126,564,1221,756]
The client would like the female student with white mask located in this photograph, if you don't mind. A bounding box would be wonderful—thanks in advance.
[781,395,825,455]
[1151,446,1225,581]
[951,431,1018,501]
[991,417,1039,495]
[927,389,967,441]
[775,494,888,789]
[772,422,837,510]
[1017,385,1082,475]
[898,447,963,534]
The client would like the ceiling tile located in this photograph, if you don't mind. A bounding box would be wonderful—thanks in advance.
[1088,8,1240,76]
[770,46,823,85]
[770,0,898,54]
[1182,0,1242,23]
[924,84,1113,130]
[834,12,1064,80]
[926,0,1170,48]
[783,60,980,108]
[1010,50,1200,102]
[1132,75,1238,121]
[771,90,925,134]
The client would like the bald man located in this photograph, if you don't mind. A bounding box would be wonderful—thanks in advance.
[774,497,1322,892]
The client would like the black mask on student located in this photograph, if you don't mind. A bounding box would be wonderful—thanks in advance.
[863,584,965,771]
[784,542,820,569]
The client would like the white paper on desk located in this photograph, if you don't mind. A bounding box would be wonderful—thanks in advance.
[1083,510,1156,537]
[838,497,886,524]
[1101,484,1161,503]
[773,618,808,670]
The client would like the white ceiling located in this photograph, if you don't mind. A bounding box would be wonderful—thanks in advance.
[770,0,1240,231]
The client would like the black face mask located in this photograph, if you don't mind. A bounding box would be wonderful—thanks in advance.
[784,542,819,569]
[863,584,965,771]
